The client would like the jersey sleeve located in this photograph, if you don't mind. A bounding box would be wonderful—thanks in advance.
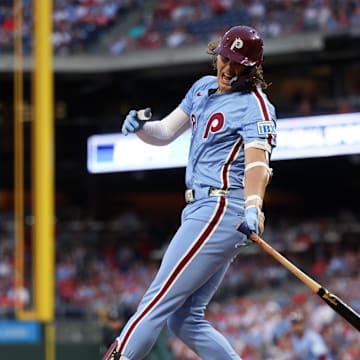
[241,89,277,152]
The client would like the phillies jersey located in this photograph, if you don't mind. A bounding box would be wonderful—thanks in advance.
[180,75,277,192]
[111,75,278,360]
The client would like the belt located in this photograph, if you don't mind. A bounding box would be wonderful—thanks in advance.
[185,187,234,204]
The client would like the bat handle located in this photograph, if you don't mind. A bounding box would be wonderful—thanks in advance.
[237,222,253,238]
[137,107,152,121]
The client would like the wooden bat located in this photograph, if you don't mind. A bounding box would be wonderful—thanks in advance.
[237,222,360,332]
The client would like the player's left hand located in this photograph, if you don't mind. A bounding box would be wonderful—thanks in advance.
[245,206,265,235]
[121,110,143,136]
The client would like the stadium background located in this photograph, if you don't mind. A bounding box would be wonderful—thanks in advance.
[0,0,360,359]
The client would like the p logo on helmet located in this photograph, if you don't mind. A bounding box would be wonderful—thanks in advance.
[230,37,244,51]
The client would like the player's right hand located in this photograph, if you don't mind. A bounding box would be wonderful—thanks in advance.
[121,110,143,136]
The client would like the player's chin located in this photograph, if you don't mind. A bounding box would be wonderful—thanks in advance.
[218,82,232,93]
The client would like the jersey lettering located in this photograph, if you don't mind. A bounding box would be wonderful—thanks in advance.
[257,121,276,135]
[203,113,224,139]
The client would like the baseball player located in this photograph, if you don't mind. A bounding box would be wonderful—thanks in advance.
[102,25,277,360]
[289,312,330,360]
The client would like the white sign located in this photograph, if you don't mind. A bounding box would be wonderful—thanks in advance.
[87,112,360,173]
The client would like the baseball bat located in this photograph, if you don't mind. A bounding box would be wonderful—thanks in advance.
[137,107,152,121]
[237,222,360,332]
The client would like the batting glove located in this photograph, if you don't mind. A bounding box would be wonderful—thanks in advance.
[121,110,144,136]
[245,206,265,235]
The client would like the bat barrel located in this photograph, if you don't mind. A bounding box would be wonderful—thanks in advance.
[317,287,360,331]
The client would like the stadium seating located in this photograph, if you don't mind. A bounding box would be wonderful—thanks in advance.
[0,206,359,358]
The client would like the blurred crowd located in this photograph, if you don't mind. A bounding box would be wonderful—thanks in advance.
[0,207,359,358]
[1,0,360,55]
[0,0,142,55]
[110,0,360,55]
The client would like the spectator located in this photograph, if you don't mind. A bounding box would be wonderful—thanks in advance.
[110,35,128,55]
[165,25,194,48]
[289,311,330,360]
[101,305,132,349]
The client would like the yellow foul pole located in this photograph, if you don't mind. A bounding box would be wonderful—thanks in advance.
[32,0,54,322]
[13,0,25,317]
[14,1,56,357]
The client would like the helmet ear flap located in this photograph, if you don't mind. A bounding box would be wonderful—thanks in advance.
[230,66,257,91]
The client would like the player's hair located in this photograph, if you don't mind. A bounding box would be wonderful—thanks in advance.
[207,39,270,91]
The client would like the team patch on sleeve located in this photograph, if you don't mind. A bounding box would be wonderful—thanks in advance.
[257,120,276,135]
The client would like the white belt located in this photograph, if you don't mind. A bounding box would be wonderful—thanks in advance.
[185,187,230,204]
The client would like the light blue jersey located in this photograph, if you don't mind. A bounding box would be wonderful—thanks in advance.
[180,75,277,192]
[114,76,277,360]
[103,23,281,360]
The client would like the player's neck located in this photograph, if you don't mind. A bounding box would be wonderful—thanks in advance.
[216,87,235,94]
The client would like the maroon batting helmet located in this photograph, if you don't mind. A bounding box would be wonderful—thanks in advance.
[214,25,263,67]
